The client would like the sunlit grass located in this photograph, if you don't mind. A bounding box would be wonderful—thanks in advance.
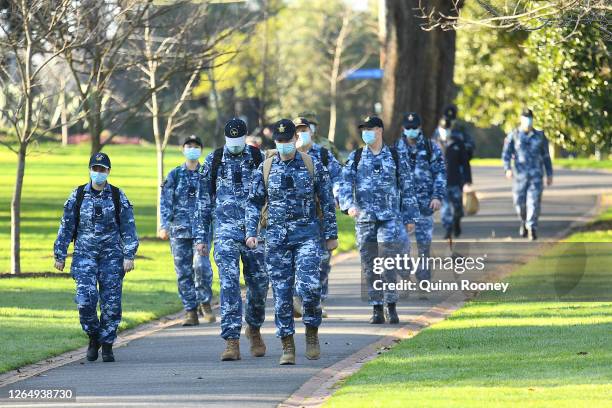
[471,157,612,170]
[325,203,612,407]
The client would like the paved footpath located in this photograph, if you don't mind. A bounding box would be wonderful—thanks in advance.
[1,167,611,407]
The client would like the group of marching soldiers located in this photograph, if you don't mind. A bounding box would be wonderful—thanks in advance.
[54,106,552,365]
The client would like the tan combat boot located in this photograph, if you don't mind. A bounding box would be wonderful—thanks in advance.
[305,326,320,360]
[199,303,216,323]
[279,335,296,365]
[182,309,199,326]
[292,296,303,318]
[221,339,241,361]
[245,325,266,357]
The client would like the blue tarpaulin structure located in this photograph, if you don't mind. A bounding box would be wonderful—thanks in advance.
[344,68,383,80]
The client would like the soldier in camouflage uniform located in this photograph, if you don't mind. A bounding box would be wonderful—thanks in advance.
[502,108,553,240]
[395,113,446,282]
[160,135,215,326]
[294,117,343,318]
[197,118,269,361]
[54,152,139,363]
[245,119,338,365]
[339,116,419,325]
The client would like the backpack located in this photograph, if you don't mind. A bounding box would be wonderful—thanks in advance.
[259,150,322,229]
[352,146,401,188]
[407,136,433,168]
[72,184,121,242]
[319,146,329,167]
[210,145,263,197]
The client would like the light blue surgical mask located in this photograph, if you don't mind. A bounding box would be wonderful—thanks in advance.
[227,145,245,155]
[361,130,376,145]
[90,170,108,185]
[276,141,296,156]
[184,147,201,160]
[297,131,311,147]
[520,116,533,131]
[404,128,420,139]
[225,136,246,155]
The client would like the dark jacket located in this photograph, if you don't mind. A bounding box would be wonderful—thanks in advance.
[444,135,472,187]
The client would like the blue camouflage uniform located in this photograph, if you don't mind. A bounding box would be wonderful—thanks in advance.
[339,145,419,305]
[54,183,139,344]
[502,128,553,230]
[197,145,269,340]
[395,133,446,281]
[302,143,343,300]
[245,152,338,338]
[161,163,213,311]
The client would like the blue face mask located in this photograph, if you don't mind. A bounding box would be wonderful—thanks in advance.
[184,147,201,160]
[297,131,311,147]
[90,170,108,185]
[361,130,376,145]
[276,141,296,156]
[404,128,420,139]
[227,145,245,155]
[520,116,533,130]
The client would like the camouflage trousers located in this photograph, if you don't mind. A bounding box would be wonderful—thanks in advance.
[71,249,124,344]
[320,244,332,300]
[214,238,269,339]
[400,215,434,282]
[170,237,213,312]
[513,175,543,229]
[441,185,464,231]
[194,233,214,305]
[266,238,322,338]
[356,219,402,305]
[294,238,332,301]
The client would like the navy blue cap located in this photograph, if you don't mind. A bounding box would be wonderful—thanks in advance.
[521,108,534,118]
[358,115,384,129]
[89,152,111,169]
[224,118,248,138]
[273,119,296,141]
[293,117,311,129]
[183,135,203,147]
[402,112,421,129]
[443,104,458,120]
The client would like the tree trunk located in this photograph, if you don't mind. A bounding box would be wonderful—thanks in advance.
[328,98,338,143]
[60,76,69,146]
[10,143,27,274]
[382,0,459,142]
[89,93,103,154]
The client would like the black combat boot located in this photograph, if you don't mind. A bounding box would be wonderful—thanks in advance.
[385,303,399,324]
[453,217,462,237]
[86,336,100,362]
[519,222,528,238]
[101,343,115,362]
[528,228,537,241]
[369,305,385,324]
[443,228,452,240]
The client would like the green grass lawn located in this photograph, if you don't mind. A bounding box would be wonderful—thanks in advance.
[325,203,612,407]
[472,157,612,170]
[0,142,356,374]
